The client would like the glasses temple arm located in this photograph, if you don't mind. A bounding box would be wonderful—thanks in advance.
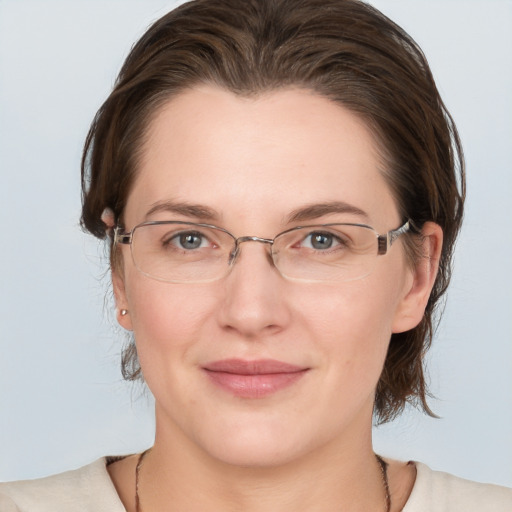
[377,220,411,255]
[114,227,132,245]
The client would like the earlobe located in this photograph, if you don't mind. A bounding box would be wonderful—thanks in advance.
[101,208,115,230]
[392,222,443,334]
[112,270,133,331]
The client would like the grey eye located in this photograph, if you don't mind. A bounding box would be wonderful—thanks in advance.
[307,232,335,250]
[176,232,205,250]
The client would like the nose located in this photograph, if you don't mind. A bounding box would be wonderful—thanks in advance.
[217,240,291,339]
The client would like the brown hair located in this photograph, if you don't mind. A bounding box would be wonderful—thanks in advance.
[81,0,465,423]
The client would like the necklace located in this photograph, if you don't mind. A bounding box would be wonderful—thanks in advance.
[135,449,391,512]
[135,449,149,512]
[376,454,392,512]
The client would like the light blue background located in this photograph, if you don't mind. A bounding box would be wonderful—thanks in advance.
[1,0,511,486]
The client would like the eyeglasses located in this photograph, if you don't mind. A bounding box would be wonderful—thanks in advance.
[114,220,410,283]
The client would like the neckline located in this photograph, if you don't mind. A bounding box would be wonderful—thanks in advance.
[104,455,420,512]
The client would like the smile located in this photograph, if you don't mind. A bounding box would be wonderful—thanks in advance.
[202,359,309,398]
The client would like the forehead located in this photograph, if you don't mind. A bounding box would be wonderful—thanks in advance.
[126,86,399,231]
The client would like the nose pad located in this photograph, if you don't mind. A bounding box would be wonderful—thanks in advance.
[228,246,238,265]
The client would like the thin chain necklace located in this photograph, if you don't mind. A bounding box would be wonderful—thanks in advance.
[135,449,391,512]
[376,454,392,512]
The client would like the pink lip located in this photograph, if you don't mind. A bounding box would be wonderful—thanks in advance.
[203,359,308,398]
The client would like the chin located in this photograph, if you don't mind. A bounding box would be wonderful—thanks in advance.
[192,415,313,468]
[208,438,305,469]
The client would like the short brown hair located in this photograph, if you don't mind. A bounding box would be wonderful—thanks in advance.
[81,0,465,423]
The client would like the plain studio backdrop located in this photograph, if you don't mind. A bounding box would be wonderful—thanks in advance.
[1,0,511,487]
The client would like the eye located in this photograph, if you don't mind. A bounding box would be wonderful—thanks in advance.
[169,231,210,250]
[302,231,341,250]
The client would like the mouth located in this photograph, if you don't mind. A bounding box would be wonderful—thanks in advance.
[202,359,309,398]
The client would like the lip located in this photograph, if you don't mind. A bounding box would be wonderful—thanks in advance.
[202,359,309,398]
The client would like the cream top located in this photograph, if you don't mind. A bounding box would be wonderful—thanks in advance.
[1,458,512,511]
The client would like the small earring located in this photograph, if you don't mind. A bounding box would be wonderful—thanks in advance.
[120,309,128,316]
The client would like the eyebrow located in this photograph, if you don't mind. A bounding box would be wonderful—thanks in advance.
[144,200,220,221]
[144,199,369,225]
[286,201,370,223]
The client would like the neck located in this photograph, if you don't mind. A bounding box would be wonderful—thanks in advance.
[138,416,387,512]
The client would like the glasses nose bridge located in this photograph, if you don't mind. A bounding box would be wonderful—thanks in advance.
[236,235,274,245]
[229,235,275,264]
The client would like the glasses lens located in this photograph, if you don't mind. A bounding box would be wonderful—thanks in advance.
[273,224,378,281]
[131,223,234,283]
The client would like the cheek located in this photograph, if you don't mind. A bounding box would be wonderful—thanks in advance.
[300,275,401,337]
[298,274,405,370]
[125,275,217,362]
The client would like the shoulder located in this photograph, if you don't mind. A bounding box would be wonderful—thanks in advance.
[403,461,512,512]
[0,458,126,512]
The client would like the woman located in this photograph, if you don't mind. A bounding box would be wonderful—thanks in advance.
[1,0,511,510]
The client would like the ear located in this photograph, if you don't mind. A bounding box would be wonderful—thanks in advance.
[112,269,133,331]
[392,222,443,333]
[101,208,115,230]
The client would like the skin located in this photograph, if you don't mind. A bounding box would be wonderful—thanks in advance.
[107,86,442,511]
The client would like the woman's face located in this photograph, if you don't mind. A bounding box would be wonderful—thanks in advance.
[115,86,428,466]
